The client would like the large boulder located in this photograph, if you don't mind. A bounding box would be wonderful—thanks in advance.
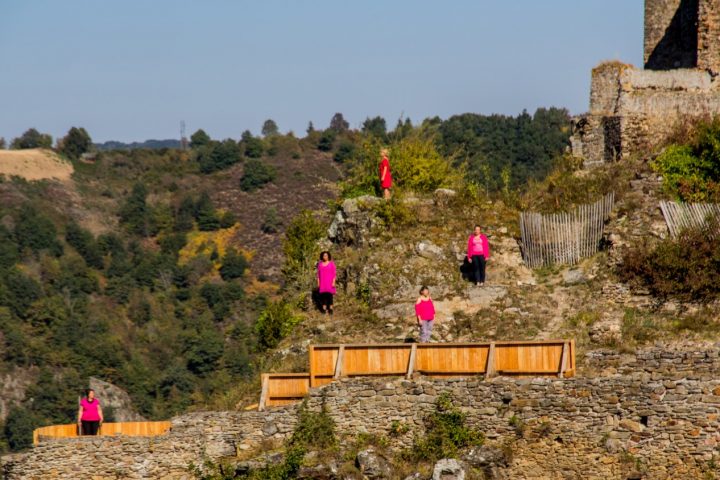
[432,459,465,480]
[328,195,382,246]
[89,377,145,422]
[356,448,392,479]
[416,240,445,260]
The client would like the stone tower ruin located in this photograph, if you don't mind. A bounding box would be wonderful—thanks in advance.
[571,0,720,166]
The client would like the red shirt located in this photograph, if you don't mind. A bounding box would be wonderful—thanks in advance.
[379,156,392,187]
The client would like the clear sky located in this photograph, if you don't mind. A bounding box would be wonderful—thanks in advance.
[0,1,643,143]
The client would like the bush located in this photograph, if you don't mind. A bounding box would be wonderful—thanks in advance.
[190,129,211,149]
[219,248,248,280]
[3,406,38,451]
[317,130,336,152]
[653,119,720,202]
[407,392,484,463]
[281,211,325,287]
[343,136,464,197]
[255,300,301,349]
[261,207,281,234]
[333,141,356,163]
[290,402,336,450]
[619,221,720,302]
[65,221,103,268]
[15,205,63,256]
[196,140,242,174]
[240,159,276,192]
[241,130,264,158]
[11,128,52,149]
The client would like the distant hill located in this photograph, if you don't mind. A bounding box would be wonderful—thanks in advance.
[94,139,182,150]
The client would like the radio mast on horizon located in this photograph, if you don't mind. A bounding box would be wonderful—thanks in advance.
[180,120,188,150]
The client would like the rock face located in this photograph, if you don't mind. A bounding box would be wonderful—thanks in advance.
[415,240,444,260]
[0,367,35,423]
[432,459,465,480]
[356,448,392,479]
[89,377,146,422]
[328,195,382,246]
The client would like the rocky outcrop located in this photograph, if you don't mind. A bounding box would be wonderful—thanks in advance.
[327,195,382,246]
[0,367,35,423]
[89,377,146,422]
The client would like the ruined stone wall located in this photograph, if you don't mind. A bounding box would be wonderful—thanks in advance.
[698,0,720,74]
[644,0,699,70]
[5,347,720,479]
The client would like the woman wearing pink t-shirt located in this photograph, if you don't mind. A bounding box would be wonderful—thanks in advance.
[415,286,436,343]
[467,225,490,286]
[77,388,103,436]
[317,251,337,315]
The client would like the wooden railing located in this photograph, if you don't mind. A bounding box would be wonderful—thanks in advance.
[32,421,172,445]
[259,340,575,410]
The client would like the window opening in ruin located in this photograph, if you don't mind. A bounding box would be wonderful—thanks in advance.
[640,415,649,426]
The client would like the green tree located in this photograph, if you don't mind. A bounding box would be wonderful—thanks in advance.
[190,129,211,149]
[195,193,221,231]
[10,128,52,149]
[65,221,104,269]
[261,207,281,233]
[0,225,19,269]
[317,130,336,152]
[239,159,276,192]
[282,211,325,287]
[15,205,63,256]
[0,137,6,149]
[333,142,356,163]
[262,119,279,137]
[255,300,301,349]
[3,407,38,451]
[241,130,264,158]
[59,127,92,160]
[219,248,248,280]
[119,183,157,237]
[329,112,349,132]
[306,121,315,135]
[185,327,224,375]
[174,195,196,232]
[362,116,387,140]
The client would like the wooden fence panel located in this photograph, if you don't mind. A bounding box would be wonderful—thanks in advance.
[33,421,172,445]
[659,201,720,238]
[261,373,311,409]
[342,345,412,376]
[415,343,489,377]
[494,342,564,374]
[520,192,614,268]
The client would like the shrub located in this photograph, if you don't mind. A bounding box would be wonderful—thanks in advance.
[333,142,356,163]
[241,130,264,158]
[196,140,242,174]
[317,130,336,152]
[373,196,417,228]
[619,221,720,302]
[65,221,103,268]
[652,119,720,202]
[290,402,336,450]
[240,159,276,192]
[281,211,325,287]
[219,248,248,280]
[407,392,484,463]
[3,406,38,451]
[11,128,52,149]
[15,205,63,256]
[261,207,281,234]
[255,300,301,349]
[190,129,211,149]
[342,136,464,197]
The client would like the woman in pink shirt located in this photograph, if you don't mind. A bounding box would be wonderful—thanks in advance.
[415,286,436,343]
[77,388,103,436]
[467,225,490,286]
[317,251,337,315]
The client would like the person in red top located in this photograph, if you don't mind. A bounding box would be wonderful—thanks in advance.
[467,225,490,286]
[414,286,436,343]
[379,148,392,200]
[77,388,104,436]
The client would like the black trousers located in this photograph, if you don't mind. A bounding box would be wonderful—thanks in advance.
[471,255,486,283]
[318,292,334,310]
[81,420,100,436]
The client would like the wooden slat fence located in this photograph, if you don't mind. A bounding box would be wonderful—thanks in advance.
[33,421,172,445]
[259,340,575,410]
[520,192,615,268]
[659,201,720,238]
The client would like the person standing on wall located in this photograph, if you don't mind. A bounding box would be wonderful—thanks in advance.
[77,388,103,436]
[317,251,337,315]
[415,286,436,343]
[467,225,490,286]
[379,148,392,200]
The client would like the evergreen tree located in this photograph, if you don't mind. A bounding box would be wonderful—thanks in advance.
[219,248,248,280]
[189,129,211,149]
[329,113,349,132]
[261,119,279,137]
[362,116,387,140]
[119,183,157,237]
[195,193,220,231]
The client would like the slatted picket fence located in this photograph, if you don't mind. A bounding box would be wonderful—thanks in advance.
[659,201,720,238]
[520,192,615,268]
[259,340,575,410]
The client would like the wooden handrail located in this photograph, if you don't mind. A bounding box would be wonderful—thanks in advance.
[33,421,172,445]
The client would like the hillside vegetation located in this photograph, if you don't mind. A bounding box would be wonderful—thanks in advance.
[0,109,578,452]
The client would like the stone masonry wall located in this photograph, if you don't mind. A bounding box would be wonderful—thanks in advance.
[698,0,720,74]
[5,347,720,479]
[644,0,699,70]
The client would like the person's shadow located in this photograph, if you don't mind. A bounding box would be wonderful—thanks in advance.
[459,257,474,282]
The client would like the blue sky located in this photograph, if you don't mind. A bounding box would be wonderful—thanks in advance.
[0,1,643,143]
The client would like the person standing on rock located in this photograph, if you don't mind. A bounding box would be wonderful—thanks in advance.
[467,225,490,286]
[77,388,103,436]
[379,148,392,200]
[317,251,337,315]
[415,286,436,343]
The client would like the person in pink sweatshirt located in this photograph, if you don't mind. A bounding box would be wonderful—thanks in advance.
[317,251,337,315]
[467,225,490,286]
[415,286,436,343]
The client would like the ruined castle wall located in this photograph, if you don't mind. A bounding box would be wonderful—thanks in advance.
[644,0,699,70]
[698,0,720,74]
[5,347,720,479]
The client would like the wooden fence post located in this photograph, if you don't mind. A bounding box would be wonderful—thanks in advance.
[486,342,496,378]
[309,345,316,388]
[258,374,269,411]
[406,344,417,379]
[558,342,569,379]
[334,345,345,380]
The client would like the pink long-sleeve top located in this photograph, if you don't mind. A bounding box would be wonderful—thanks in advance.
[467,234,490,260]
[317,261,337,294]
[415,298,435,321]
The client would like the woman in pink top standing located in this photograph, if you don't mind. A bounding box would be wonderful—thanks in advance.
[77,388,103,436]
[415,286,436,343]
[467,225,490,286]
[317,251,337,315]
